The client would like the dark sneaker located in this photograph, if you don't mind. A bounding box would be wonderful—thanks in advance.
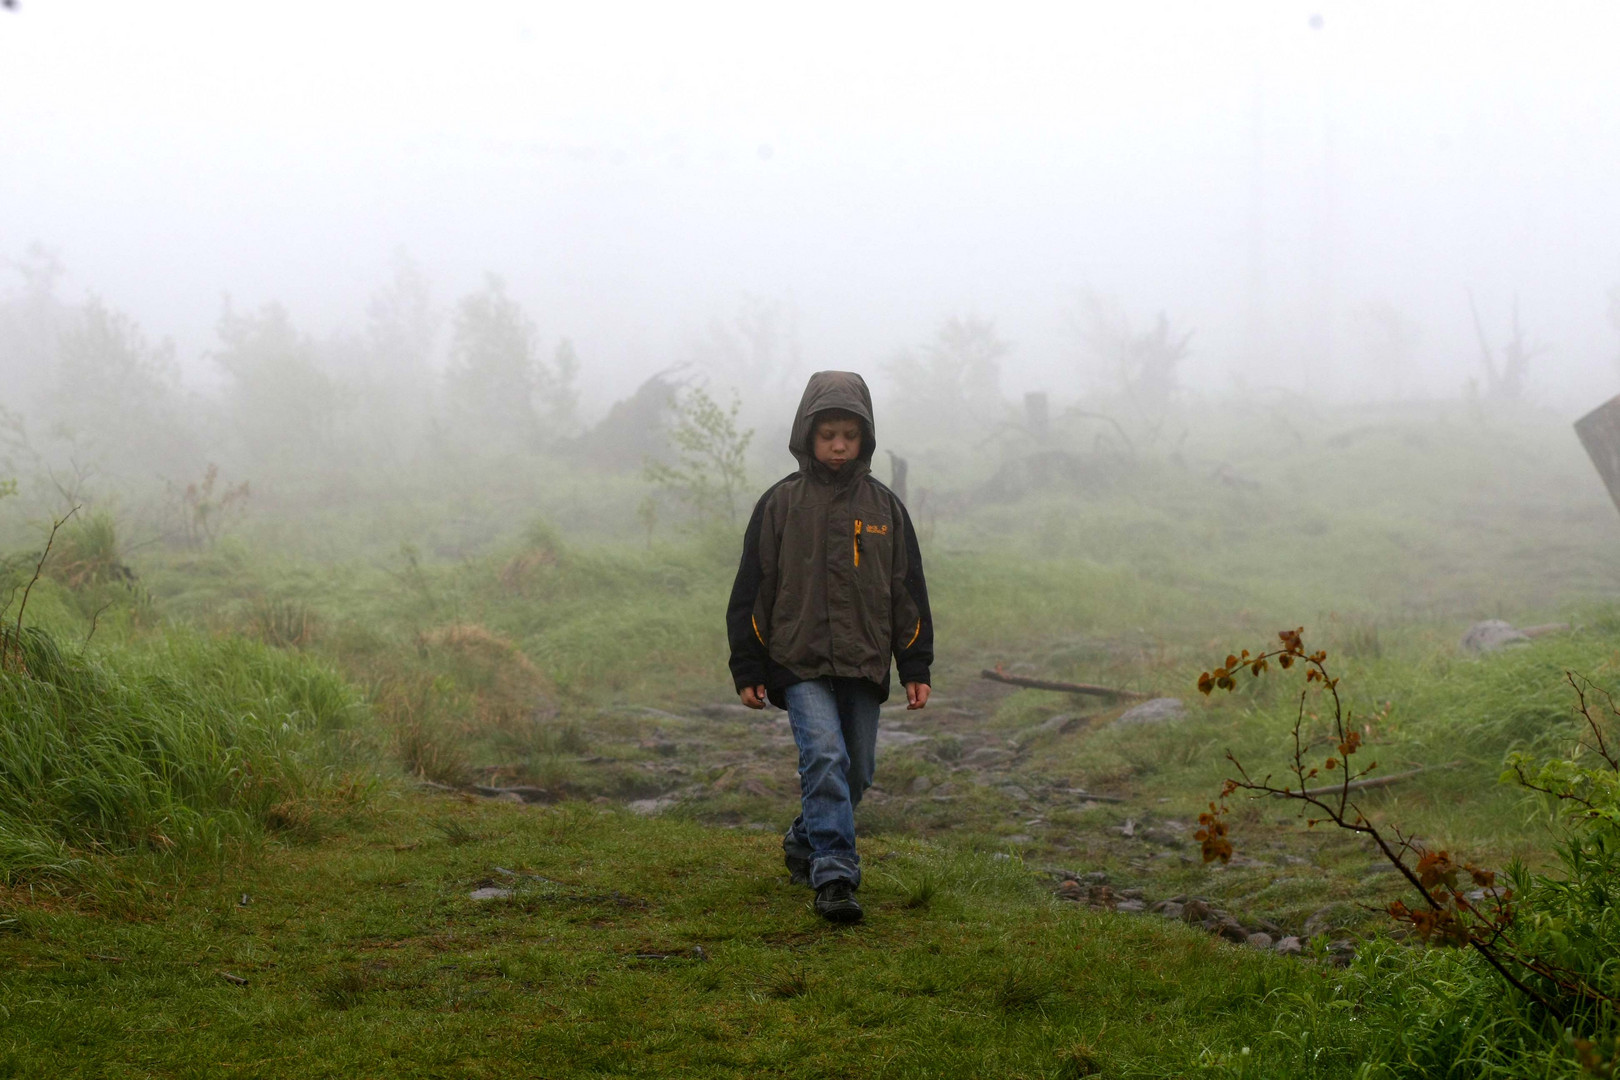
[785,851,812,887]
[814,880,863,924]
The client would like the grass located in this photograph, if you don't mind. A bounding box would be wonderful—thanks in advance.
[0,625,370,891]
[3,401,1620,1074]
[0,797,1334,1079]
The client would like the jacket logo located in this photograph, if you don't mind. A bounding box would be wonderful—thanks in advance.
[863,524,888,535]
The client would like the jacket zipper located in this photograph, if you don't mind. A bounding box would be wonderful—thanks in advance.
[853,518,862,567]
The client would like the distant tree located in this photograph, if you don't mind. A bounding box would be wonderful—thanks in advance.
[47,299,196,478]
[444,276,577,452]
[213,300,349,472]
[0,243,74,412]
[690,294,803,393]
[887,315,1007,430]
[1069,292,1192,441]
[1467,289,1542,402]
[544,338,581,434]
[643,386,753,526]
[354,253,440,464]
[368,252,438,378]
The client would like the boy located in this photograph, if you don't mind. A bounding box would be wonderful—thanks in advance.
[727,370,933,924]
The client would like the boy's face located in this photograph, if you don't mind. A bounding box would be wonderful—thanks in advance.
[813,416,863,470]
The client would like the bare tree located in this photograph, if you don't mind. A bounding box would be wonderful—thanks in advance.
[887,315,1008,431]
[1467,289,1542,402]
[1070,292,1193,441]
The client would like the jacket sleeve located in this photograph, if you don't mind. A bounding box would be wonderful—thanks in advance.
[726,490,776,692]
[890,498,933,686]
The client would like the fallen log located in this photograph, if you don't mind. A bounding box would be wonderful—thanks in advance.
[1288,761,1461,800]
[981,667,1151,700]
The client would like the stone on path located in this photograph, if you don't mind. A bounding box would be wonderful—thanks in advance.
[877,727,929,748]
[1115,698,1185,725]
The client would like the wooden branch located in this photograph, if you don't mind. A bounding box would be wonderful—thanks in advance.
[1288,761,1460,799]
[981,667,1151,700]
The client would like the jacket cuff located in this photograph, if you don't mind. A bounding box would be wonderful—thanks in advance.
[896,661,930,686]
[733,668,767,691]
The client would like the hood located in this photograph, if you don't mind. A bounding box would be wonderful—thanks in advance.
[789,370,877,474]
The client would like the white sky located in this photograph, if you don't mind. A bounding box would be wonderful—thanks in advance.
[4,0,1620,410]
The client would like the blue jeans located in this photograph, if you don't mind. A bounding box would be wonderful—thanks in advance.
[782,677,881,889]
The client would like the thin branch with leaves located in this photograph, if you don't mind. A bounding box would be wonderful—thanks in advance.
[1198,628,1620,1023]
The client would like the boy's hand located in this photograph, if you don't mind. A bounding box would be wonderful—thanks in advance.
[739,685,768,710]
[904,682,930,710]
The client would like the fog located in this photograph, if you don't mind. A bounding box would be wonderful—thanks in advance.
[4,1,1619,415]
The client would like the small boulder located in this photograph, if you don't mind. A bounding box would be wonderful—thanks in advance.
[1116,899,1146,913]
[469,887,513,901]
[1181,898,1212,924]
[1156,902,1184,921]
[910,775,933,795]
[1304,902,1357,939]
[1115,698,1186,725]
[1460,620,1529,654]
[1216,919,1251,944]
[1246,932,1274,950]
[1000,784,1032,803]
[1274,936,1303,956]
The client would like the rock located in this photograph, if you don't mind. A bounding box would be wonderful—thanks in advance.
[1326,939,1357,966]
[1246,932,1274,950]
[1118,887,1145,901]
[1000,784,1032,802]
[627,795,679,815]
[877,728,929,748]
[1216,919,1250,944]
[963,747,1011,766]
[931,782,956,797]
[472,784,553,803]
[1181,899,1212,924]
[1006,834,1034,844]
[1274,936,1303,956]
[1117,818,1136,838]
[1304,902,1357,939]
[910,775,933,794]
[1115,698,1186,725]
[1460,620,1529,654]
[469,887,513,900]
[1155,902,1184,920]
[1116,899,1145,913]
[1017,714,1080,743]
[992,852,1012,862]
[1057,879,1085,901]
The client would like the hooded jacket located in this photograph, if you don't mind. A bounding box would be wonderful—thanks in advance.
[727,371,933,707]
